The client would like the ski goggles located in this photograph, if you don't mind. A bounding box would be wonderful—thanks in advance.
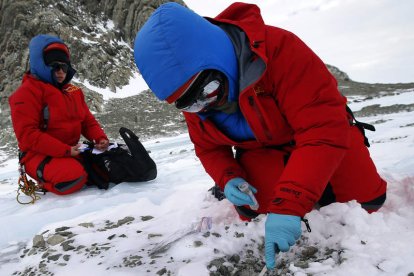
[174,70,226,113]
[49,62,69,73]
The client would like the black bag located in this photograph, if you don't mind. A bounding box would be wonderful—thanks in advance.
[81,127,157,189]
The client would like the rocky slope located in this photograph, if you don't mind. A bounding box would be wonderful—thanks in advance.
[0,0,414,160]
[0,0,185,141]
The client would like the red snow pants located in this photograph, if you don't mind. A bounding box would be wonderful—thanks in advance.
[236,126,387,217]
[23,154,87,195]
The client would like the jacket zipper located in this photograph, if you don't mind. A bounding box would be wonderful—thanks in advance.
[248,96,272,140]
[63,91,77,120]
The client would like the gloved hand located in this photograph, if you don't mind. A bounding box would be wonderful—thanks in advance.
[224,177,257,206]
[265,213,301,269]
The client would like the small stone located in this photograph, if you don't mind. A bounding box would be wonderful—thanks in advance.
[294,260,309,269]
[79,222,94,228]
[107,234,116,240]
[117,216,135,226]
[212,232,221,238]
[301,246,318,258]
[47,235,66,246]
[63,255,71,261]
[229,254,240,263]
[33,235,46,248]
[193,241,203,247]
[58,232,73,237]
[147,233,162,239]
[141,216,154,221]
[62,243,75,252]
[27,248,37,256]
[48,254,62,261]
[234,232,244,238]
[156,268,167,275]
[55,227,71,232]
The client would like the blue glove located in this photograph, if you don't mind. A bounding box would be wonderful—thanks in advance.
[265,213,301,269]
[224,177,257,206]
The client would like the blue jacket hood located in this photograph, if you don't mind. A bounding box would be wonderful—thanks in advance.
[29,34,75,86]
[134,2,238,101]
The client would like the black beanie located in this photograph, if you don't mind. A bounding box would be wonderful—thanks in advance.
[44,49,69,65]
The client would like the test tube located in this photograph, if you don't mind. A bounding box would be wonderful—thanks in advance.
[238,182,259,210]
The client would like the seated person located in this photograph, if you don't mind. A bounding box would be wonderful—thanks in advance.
[9,34,109,195]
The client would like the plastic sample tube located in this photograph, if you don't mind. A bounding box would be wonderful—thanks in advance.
[238,182,259,210]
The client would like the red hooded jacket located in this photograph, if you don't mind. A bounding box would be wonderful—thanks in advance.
[183,3,352,217]
[9,73,107,164]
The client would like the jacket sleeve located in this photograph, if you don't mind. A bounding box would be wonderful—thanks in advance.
[9,86,71,157]
[79,90,108,143]
[184,113,247,189]
[267,31,351,217]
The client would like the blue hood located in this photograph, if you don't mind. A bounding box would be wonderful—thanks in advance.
[29,34,75,86]
[134,2,238,102]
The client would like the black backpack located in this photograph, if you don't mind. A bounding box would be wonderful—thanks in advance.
[81,127,157,189]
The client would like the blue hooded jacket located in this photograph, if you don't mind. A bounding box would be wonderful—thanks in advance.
[29,34,75,87]
[134,3,255,141]
[134,2,239,102]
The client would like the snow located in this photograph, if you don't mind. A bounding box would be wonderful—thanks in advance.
[0,89,413,275]
[75,71,149,100]
[1,1,414,273]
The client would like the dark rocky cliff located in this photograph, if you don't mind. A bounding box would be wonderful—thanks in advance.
[0,0,413,159]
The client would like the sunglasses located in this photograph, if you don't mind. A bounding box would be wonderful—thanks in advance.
[175,70,226,113]
[49,62,69,73]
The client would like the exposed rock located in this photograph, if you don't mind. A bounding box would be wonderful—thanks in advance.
[32,235,46,248]
[79,222,95,228]
[141,215,154,221]
[117,216,135,226]
[0,0,186,157]
[0,0,413,168]
[46,235,66,246]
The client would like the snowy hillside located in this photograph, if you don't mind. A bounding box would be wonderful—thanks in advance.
[0,89,413,276]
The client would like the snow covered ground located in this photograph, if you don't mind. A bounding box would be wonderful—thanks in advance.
[0,90,413,275]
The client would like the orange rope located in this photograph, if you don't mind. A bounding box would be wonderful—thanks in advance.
[16,174,42,204]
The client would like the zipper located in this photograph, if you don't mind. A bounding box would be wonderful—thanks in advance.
[63,90,77,120]
[248,96,272,140]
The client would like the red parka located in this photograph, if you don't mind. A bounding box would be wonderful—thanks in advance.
[9,73,107,165]
[183,3,355,217]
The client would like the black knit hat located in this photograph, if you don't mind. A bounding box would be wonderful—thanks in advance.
[44,49,69,65]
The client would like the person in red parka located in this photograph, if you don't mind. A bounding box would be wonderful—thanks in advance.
[9,34,109,195]
[133,3,387,269]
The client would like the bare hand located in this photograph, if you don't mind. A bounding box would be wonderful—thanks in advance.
[94,139,109,151]
[70,144,81,156]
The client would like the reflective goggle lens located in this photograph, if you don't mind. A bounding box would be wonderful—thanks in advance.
[175,70,225,113]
